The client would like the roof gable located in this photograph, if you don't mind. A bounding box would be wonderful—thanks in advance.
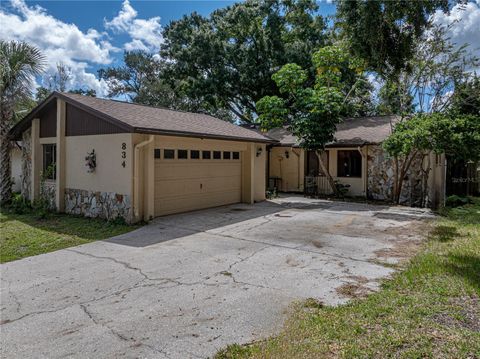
[10,92,274,143]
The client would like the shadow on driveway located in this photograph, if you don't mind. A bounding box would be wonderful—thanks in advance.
[104,195,433,248]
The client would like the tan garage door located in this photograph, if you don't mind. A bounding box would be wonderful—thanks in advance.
[154,149,241,217]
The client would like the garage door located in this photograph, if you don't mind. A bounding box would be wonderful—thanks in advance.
[154,149,242,217]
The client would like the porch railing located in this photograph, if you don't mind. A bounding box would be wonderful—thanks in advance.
[304,176,334,197]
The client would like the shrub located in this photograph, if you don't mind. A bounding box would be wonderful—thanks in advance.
[445,195,472,208]
[9,193,31,214]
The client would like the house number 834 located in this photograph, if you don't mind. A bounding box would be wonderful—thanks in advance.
[121,143,127,167]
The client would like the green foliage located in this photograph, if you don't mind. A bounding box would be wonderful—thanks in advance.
[255,96,287,129]
[449,75,480,116]
[374,23,479,115]
[160,0,328,122]
[69,88,96,97]
[337,0,449,76]
[1,40,45,205]
[35,86,50,102]
[383,113,480,163]
[272,64,307,94]
[334,181,350,197]
[9,193,31,214]
[376,78,414,115]
[445,195,473,208]
[257,45,364,151]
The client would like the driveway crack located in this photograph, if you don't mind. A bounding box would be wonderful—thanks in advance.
[67,249,151,281]
[80,304,170,357]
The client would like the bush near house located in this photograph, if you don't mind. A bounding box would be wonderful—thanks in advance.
[217,198,480,359]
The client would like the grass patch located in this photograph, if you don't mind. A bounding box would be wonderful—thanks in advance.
[0,211,140,263]
[217,199,480,359]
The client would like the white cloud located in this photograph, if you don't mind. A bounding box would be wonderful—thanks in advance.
[105,0,163,52]
[0,0,116,96]
[432,1,480,62]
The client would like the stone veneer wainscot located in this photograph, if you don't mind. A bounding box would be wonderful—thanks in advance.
[367,145,425,207]
[64,189,132,223]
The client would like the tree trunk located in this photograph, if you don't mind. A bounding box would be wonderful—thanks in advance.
[393,157,400,203]
[0,124,13,205]
[393,151,418,204]
[316,150,338,196]
[420,153,431,208]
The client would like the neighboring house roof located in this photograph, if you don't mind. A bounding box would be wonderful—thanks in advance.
[266,115,400,147]
[10,92,274,143]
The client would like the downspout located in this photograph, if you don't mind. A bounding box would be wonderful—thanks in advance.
[133,135,154,220]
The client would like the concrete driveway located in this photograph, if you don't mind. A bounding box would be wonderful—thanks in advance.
[0,196,434,358]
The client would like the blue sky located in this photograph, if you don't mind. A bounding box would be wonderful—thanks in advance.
[0,0,336,96]
[0,0,478,99]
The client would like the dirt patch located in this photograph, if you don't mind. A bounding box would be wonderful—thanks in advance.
[311,240,323,248]
[374,238,423,260]
[433,296,480,332]
[345,275,369,284]
[286,256,301,267]
[336,282,373,299]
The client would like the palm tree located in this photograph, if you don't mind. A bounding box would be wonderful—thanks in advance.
[0,41,45,205]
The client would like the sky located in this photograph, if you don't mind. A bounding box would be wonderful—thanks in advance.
[0,0,479,99]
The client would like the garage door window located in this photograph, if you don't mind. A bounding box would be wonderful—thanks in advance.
[191,150,200,159]
[154,149,161,159]
[164,149,175,159]
[178,150,188,159]
[213,151,221,159]
[223,151,231,160]
[202,151,211,159]
[233,152,240,160]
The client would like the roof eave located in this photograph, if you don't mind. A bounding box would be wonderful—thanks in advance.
[133,127,277,144]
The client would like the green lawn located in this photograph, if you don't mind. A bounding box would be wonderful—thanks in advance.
[0,211,140,263]
[217,199,480,359]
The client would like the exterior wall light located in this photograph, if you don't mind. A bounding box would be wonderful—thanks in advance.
[285,150,289,159]
[256,147,263,157]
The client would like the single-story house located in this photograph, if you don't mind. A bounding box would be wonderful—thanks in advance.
[263,116,447,208]
[9,92,273,223]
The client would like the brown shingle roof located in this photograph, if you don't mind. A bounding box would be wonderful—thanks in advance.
[60,93,273,142]
[333,115,400,146]
[10,92,273,143]
[264,127,301,146]
[266,115,400,147]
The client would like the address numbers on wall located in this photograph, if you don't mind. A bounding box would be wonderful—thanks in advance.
[121,142,127,168]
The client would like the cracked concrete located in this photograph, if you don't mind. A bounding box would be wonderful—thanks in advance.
[0,195,434,358]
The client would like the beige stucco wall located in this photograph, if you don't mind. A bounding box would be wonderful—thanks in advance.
[253,143,267,201]
[135,134,267,220]
[269,146,305,192]
[328,147,366,197]
[24,122,268,222]
[65,133,134,195]
[11,146,22,192]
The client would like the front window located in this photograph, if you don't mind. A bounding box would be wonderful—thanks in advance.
[42,144,56,180]
[337,150,362,177]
